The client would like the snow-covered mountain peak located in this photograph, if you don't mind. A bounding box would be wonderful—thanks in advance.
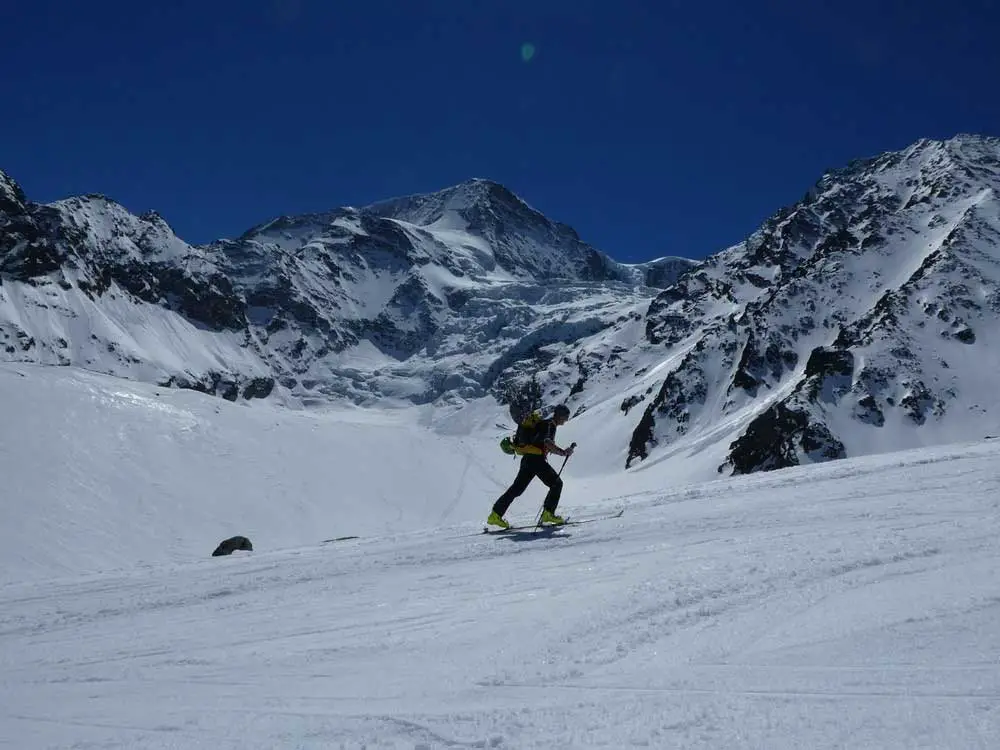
[234,204,360,245]
[363,177,541,231]
[0,169,26,214]
[230,178,682,289]
[359,178,600,278]
[916,132,1000,161]
[825,133,1000,194]
[46,193,201,265]
[716,134,1000,287]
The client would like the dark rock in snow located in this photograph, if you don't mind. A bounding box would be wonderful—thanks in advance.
[212,536,253,557]
[724,402,846,475]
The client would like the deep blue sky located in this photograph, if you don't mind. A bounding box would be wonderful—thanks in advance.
[2,0,997,262]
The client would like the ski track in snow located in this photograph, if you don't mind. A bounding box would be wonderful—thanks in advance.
[3,427,1000,748]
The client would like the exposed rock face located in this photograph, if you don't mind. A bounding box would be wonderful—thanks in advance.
[722,402,846,475]
[620,134,1000,474]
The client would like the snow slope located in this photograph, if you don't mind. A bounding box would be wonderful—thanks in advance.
[0,363,520,582]
[1,363,999,748]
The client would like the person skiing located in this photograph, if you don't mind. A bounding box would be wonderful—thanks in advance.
[487,404,576,529]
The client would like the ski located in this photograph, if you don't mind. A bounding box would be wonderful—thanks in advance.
[321,535,360,544]
[481,508,624,535]
[572,507,625,524]
[481,522,543,535]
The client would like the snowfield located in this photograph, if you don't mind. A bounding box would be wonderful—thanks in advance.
[1,363,999,748]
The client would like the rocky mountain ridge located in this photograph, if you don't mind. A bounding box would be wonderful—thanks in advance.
[3,134,1000,477]
[0,172,690,408]
[610,134,1000,473]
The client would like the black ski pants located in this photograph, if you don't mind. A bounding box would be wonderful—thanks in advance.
[492,453,562,517]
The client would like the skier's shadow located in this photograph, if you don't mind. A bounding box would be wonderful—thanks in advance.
[498,527,572,542]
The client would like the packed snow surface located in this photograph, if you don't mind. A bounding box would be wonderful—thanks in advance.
[1,364,998,748]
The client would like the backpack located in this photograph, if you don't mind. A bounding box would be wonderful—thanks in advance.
[499,410,546,456]
[513,411,543,447]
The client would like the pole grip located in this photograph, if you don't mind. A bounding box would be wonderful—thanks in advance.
[558,443,576,475]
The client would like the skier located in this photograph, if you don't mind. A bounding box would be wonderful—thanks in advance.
[487,404,576,529]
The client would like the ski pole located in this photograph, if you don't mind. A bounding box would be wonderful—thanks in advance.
[558,442,577,476]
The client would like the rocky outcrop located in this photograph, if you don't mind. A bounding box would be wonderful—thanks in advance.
[212,536,253,557]
[721,402,846,474]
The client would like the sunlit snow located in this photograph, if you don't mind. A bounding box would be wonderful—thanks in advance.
[1,363,998,749]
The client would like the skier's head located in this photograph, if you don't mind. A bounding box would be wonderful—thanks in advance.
[552,404,570,424]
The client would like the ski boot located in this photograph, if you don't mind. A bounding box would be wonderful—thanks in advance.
[540,509,566,526]
[487,511,510,529]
